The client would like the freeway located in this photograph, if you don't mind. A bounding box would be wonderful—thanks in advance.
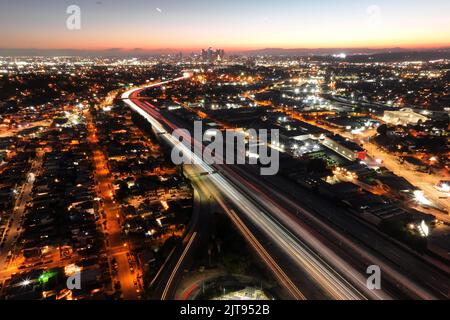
[229,164,449,298]
[122,76,389,300]
[150,164,213,300]
[181,164,309,300]
[120,76,215,300]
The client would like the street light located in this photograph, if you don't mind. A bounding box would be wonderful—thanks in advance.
[413,190,431,206]
[20,279,32,287]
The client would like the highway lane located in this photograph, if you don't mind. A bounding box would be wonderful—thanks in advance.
[186,121,447,299]
[123,76,450,300]
[266,110,450,297]
[183,166,308,300]
[151,164,213,300]
[228,164,448,299]
[160,232,198,300]
[241,89,450,298]
[122,77,377,300]
[151,162,308,300]
[136,98,391,300]
[123,81,310,299]
[146,150,307,300]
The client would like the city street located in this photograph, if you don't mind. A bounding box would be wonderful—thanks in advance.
[362,140,450,218]
[0,151,43,277]
[87,111,141,300]
[290,112,450,222]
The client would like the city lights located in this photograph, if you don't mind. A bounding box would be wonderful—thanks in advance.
[413,190,432,206]
[20,279,32,287]
[0,1,449,306]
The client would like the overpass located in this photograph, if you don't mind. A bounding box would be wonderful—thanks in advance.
[121,75,394,300]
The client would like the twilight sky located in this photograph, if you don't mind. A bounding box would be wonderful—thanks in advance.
[1,0,450,52]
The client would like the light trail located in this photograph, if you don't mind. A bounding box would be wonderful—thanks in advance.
[162,232,197,300]
[122,76,386,300]
[149,247,176,289]
[193,171,306,300]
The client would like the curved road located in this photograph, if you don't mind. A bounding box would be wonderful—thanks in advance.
[122,74,449,300]
[122,76,377,300]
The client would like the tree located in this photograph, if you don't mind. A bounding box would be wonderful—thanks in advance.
[307,158,328,173]
[116,181,131,202]
[377,124,388,136]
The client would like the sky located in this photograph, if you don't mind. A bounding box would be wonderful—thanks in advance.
[1,0,450,52]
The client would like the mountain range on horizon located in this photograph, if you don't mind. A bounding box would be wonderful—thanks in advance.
[242,46,450,56]
[1,46,450,57]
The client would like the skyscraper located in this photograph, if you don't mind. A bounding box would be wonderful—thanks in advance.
[201,47,225,62]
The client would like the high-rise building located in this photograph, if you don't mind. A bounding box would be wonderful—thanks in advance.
[201,47,225,62]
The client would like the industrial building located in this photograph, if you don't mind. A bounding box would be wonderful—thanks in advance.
[321,135,367,161]
[382,108,429,125]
